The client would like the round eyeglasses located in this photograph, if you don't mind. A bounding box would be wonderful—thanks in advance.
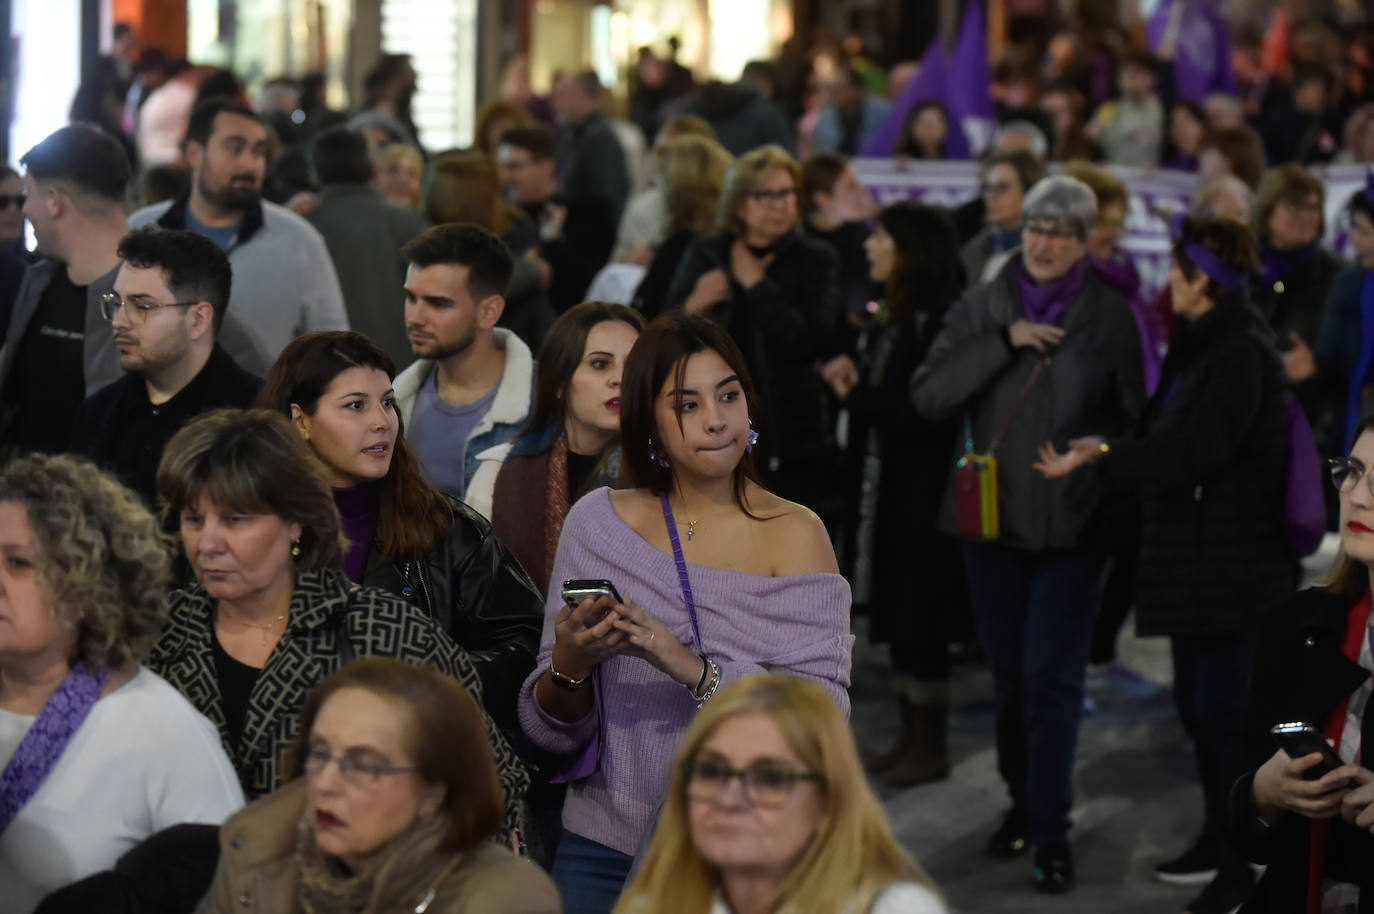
[303,745,418,789]
[683,756,822,809]
[1330,457,1374,497]
[99,291,199,324]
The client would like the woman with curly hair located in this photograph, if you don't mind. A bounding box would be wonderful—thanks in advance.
[0,455,243,913]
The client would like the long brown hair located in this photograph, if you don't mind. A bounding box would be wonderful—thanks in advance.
[614,676,940,914]
[256,332,452,563]
[288,658,503,851]
[517,301,646,451]
[617,312,764,514]
[425,150,524,234]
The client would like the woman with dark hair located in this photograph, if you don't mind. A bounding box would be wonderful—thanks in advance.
[1164,100,1208,172]
[1198,126,1268,191]
[1287,185,1374,462]
[199,658,560,913]
[255,331,545,731]
[1224,414,1374,913]
[664,145,842,517]
[146,409,528,840]
[517,312,852,914]
[799,152,878,325]
[1036,218,1295,910]
[466,302,645,596]
[894,101,949,159]
[847,202,964,787]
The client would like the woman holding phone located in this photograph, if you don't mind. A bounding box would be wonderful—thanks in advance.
[1226,413,1374,913]
[516,313,853,914]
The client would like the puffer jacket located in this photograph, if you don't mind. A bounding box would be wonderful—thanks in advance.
[1102,300,1297,636]
[362,496,543,732]
[911,255,1146,551]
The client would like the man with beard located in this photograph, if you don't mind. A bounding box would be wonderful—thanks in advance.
[394,223,534,496]
[0,124,130,456]
[129,98,348,375]
[71,227,261,504]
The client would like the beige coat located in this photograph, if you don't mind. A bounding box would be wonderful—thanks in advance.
[196,782,562,914]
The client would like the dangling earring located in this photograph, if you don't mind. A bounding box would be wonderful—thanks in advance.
[746,420,760,455]
[290,538,302,558]
[647,438,670,469]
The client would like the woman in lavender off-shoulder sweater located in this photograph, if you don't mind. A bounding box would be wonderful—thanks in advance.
[517,314,854,914]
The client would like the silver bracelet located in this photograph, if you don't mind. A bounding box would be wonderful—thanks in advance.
[694,658,722,708]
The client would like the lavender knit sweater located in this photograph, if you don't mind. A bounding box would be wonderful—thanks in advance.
[517,488,854,856]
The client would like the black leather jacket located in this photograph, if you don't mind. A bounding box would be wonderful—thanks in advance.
[362,497,543,731]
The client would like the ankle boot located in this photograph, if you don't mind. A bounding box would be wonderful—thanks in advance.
[865,694,917,774]
[882,679,950,787]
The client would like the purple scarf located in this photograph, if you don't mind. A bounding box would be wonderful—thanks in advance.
[1258,241,1320,290]
[0,665,109,833]
[333,483,379,583]
[1018,258,1088,326]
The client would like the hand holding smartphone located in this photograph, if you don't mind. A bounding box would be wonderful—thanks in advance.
[561,579,623,624]
[1271,722,1347,781]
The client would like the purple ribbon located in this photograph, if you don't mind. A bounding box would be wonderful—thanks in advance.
[0,665,109,833]
[1183,242,1248,291]
[1365,171,1374,206]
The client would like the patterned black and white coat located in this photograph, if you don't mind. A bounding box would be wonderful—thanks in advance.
[147,567,529,838]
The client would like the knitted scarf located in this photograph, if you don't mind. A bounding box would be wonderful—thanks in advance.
[294,808,458,914]
[1018,257,1087,326]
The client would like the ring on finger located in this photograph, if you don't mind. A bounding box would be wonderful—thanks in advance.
[648,631,655,643]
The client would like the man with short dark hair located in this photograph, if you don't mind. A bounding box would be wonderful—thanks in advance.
[307,126,427,371]
[72,227,261,503]
[498,124,616,313]
[129,97,348,374]
[551,69,630,221]
[0,124,132,455]
[394,223,534,495]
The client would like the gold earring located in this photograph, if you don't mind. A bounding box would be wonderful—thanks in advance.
[291,539,302,558]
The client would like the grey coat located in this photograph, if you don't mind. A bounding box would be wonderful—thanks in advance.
[0,260,122,439]
[911,256,1146,552]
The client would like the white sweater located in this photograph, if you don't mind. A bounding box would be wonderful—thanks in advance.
[0,667,245,914]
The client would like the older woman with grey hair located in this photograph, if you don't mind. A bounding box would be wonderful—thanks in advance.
[0,454,244,912]
[911,174,1145,895]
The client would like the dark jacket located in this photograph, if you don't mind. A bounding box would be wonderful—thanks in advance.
[70,345,262,505]
[1312,265,1368,456]
[146,568,528,838]
[911,256,1146,552]
[308,183,429,372]
[678,83,796,157]
[521,196,617,314]
[1230,587,1374,914]
[665,230,842,465]
[1102,302,1295,637]
[360,496,543,732]
[1252,246,1347,429]
[559,110,630,223]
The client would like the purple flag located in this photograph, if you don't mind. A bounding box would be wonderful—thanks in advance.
[1147,0,1238,102]
[860,0,991,158]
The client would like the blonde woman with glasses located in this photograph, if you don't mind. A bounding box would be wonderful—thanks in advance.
[614,675,944,914]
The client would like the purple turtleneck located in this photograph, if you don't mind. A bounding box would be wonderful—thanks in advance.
[333,482,379,583]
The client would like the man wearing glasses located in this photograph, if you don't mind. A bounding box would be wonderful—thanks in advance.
[0,124,132,458]
[71,227,261,504]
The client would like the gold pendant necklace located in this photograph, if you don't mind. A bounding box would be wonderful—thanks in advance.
[219,607,288,645]
[686,519,698,541]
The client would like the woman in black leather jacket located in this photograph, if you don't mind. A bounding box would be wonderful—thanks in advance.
[256,331,544,731]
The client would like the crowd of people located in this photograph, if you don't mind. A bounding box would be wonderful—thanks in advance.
[6,9,1374,914]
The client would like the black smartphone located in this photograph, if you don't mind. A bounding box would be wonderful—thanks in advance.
[1271,722,1347,780]
[561,579,624,615]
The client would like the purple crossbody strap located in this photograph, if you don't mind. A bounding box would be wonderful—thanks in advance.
[660,494,703,651]
[0,665,110,833]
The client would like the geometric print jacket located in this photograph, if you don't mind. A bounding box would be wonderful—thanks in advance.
[146,567,529,839]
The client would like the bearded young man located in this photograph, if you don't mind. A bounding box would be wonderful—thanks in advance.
[129,98,348,375]
[394,223,535,496]
[72,227,260,504]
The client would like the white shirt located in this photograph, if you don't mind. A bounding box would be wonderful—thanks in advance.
[709,882,947,914]
[0,667,245,914]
